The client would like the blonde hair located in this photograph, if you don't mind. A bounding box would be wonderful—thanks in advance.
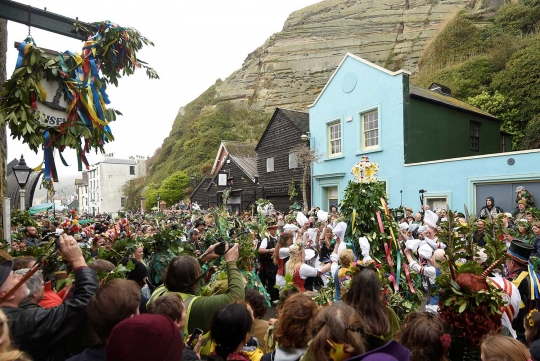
[339,249,354,268]
[285,244,304,276]
[481,335,530,361]
[0,309,31,361]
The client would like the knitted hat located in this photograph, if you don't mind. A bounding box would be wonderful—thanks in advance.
[106,314,183,361]
[518,199,527,205]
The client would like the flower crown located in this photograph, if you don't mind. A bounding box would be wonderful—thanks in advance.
[527,309,538,328]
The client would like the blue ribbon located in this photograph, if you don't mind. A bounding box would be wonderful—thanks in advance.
[529,263,540,300]
[334,268,341,301]
[59,150,70,167]
[15,41,27,69]
[508,249,528,263]
[346,237,358,260]
[43,132,51,180]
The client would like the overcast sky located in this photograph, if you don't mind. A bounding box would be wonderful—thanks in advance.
[5,0,320,176]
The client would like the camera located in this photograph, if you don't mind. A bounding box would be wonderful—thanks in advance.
[419,189,427,194]
[214,241,229,256]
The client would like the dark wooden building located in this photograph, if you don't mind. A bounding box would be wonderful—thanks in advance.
[190,142,258,214]
[255,108,310,213]
[190,177,212,209]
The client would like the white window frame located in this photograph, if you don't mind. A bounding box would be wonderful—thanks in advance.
[424,196,450,213]
[266,157,274,172]
[328,121,342,157]
[328,186,338,210]
[289,153,298,169]
[362,109,379,150]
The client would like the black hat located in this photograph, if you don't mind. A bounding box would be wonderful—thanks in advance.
[530,339,540,361]
[122,258,148,283]
[0,260,14,287]
[506,240,533,264]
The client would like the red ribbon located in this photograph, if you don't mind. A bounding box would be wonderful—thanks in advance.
[403,262,415,293]
[376,210,384,233]
[388,273,399,293]
[384,243,393,268]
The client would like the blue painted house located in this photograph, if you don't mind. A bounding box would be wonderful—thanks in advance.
[309,53,540,215]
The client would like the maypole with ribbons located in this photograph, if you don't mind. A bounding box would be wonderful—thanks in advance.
[339,156,422,319]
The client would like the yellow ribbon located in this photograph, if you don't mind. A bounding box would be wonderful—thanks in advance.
[32,161,43,171]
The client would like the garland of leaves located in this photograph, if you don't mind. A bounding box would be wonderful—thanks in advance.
[0,21,158,164]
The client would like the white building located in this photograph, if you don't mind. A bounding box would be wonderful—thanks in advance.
[87,154,147,215]
[75,175,89,215]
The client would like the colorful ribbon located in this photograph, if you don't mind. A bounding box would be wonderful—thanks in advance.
[376,211,384,233]
[403,262,416,293]
[528,263,540,300]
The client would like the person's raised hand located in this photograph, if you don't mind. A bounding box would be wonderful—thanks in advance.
[58,234,86,269]
[224,243,239,262]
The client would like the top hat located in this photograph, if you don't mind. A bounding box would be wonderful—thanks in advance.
[506,240,533,264]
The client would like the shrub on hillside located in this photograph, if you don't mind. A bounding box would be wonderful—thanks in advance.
[491,37,540,136]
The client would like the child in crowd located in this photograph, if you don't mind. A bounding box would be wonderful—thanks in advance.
[147,294,201,361]
[480,335,531,361]
[397,312,449,361]
[525,309,540,346]
[337,249,355,296]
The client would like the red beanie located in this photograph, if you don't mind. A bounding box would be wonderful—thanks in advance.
[106,314,183,361]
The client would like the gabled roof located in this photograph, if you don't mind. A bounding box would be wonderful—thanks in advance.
[189,176,212,199]
[210,141,257,175]
[255,108,309,150]
[209,152,258,188]
[309,52,411,108]
[97,158,137,165]
[409,85,498,120]
[229,155,258,182]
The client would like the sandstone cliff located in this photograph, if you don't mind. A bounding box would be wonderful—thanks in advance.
[215,0,505,111]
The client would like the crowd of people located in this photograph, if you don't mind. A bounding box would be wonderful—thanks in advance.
[0,184,538,361]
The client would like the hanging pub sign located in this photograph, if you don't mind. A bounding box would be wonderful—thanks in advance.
[35,80,68,127]
[0,21,159,181]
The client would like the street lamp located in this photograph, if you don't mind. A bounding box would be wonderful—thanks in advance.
[13,155,32,211]
[140,196,145,214]
[156,193,160,211]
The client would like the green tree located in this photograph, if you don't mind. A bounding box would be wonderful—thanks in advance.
[467,91,520,149]
[493,3,540,35]
[144,187,158,211]
[491,39,540,143]
[522,114,540,149]
[157,171,190,207]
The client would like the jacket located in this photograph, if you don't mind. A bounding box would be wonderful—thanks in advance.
[66,346,106,361]
[148,261,244,334]
[2,267,98,361]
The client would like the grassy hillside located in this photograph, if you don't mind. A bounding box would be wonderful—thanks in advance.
[413,1,540,149]
[128,80,271,207]
[127,1,540,208]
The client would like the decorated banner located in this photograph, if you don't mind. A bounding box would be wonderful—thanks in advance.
[0,21,159,181]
